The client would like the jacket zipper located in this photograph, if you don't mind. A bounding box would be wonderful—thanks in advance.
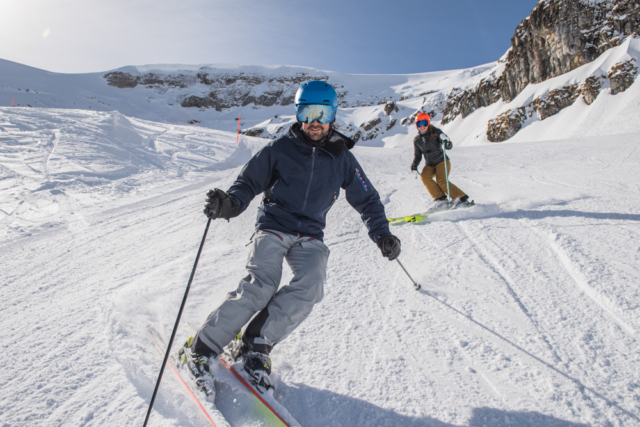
[298,147,316,228]
[422,135,429,164]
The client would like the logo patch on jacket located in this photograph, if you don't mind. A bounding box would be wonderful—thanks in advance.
[355,168,368,192]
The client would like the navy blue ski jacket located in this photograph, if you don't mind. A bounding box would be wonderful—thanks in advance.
[227,124,390,242]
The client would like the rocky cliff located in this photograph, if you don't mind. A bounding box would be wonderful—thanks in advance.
[105,70,330,110]
[500,0,639,102]
[443,0,640,133]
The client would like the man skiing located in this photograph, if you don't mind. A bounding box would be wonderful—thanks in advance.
[180,81,401,392]
[411,112,472,209]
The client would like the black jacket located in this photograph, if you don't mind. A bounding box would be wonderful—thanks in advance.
[411,126,451,168]
[227,123,390,242]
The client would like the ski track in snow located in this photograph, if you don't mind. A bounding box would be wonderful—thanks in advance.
[1,104,640,427]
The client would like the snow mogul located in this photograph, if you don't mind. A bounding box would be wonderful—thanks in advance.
[180,81,401,392]
[410,112,472,209]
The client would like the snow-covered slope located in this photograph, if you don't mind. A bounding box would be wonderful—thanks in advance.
[0,107,266,241]
[1,100,640,426]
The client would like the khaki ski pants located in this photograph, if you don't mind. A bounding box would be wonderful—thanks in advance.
[420,160,466,200]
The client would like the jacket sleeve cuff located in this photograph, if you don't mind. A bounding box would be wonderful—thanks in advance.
[371,227,390,244]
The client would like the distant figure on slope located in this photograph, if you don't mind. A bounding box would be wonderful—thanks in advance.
[410,112,472,209]
[180,81,400,393]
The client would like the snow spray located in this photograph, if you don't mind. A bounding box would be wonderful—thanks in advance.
[143,218,213,427]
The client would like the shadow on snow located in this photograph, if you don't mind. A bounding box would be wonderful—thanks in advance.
[278,381,589,427]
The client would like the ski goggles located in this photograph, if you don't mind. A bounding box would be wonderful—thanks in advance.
[296,104,336,124]
[416,120,430,127]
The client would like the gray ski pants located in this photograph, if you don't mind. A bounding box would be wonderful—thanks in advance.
[194,229,330,354]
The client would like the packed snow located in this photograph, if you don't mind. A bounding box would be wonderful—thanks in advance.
[2,38,640,427]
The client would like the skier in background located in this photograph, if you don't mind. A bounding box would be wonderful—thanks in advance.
[181,81,401,392]
[410,112,472,209]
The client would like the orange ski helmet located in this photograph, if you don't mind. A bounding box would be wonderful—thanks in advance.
[415,112,431,128]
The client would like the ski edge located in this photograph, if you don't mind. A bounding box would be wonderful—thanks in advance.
[184,322,298,427]
[219,357,291,427]
[146,326,219,427]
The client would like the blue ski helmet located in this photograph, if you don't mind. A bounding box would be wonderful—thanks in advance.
[295,81,338,108]
[295,81,338,124]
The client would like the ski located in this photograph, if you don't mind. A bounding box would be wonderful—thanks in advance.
[220,357,291,426]
[145,326,223,427]
[387,200,476,225]
[185,322,301,427]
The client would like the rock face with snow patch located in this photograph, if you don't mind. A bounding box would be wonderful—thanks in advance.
[105,70,331,110]
[487,109,527,143]
[487,57,639,142]
[441,79,502,125]
[501,0,639,102]
[608,58,639,94]
[581,75,604,104]
[531,84,581,120]
[443,0,640,130]
[383,101,398,116]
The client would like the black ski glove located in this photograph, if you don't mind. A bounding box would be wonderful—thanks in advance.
[411,164,418,172]
[377,234,401,261]
[440,134,453,150]
[203,188,241,220]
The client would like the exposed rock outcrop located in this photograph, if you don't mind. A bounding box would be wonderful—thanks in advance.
[240,128,264,137]
[441,78,502,125]
[531,84,580,120]
[362,118,382,132]
[104,72,140,88]
[386,119,397,130]
[383,101,398,115]
[581,75,604,104]
[181,94,218,109]
[487,108,527,142]
[608,58,638,94]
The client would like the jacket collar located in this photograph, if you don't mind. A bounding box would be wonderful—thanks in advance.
[289,123,356,159]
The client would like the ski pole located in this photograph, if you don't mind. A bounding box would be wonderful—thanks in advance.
[441,142,451,205]
[143,218,212,427]
[396,259,421,290]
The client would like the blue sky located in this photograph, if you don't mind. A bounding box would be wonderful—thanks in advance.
[0,0,539,74]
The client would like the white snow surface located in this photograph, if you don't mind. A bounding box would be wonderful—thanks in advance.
[2,37,640,427]
[2,104,640,426]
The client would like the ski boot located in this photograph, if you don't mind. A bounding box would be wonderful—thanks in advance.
[452,195,475,209]
[177,336,217,396]
[241,346,274,393]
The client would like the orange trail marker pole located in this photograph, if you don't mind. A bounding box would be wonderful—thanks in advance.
[236,116,241,143]
[12,98,15,107]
